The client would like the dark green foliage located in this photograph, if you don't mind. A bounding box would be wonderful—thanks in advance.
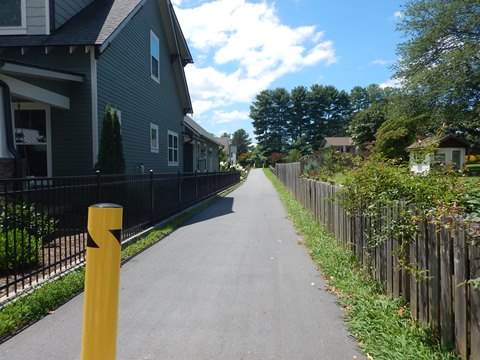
[249,145,267,168]
[250,84,351,155]
[1,202,57,240]
[285,148,302,163]
[251,89,290,155]
[0,229,41,271]
[307,84,351,150]
[95,105,125,174]
[231,129,252,156]
[348,102,387,147]
[0,202,57,271]
[375,114,429,159]
[395,0,480,142]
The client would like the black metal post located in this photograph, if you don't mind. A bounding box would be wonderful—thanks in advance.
[96,170,101,203]
[194,170,198,201]
[177,170,182,209]
[150,169,154,225]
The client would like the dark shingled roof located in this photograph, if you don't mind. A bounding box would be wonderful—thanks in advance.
[184,116,223,147]
[0,0,142,47]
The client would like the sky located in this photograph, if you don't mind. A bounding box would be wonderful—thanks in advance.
[171,0,406,142]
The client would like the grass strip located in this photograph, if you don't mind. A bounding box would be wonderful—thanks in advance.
[0,183,242,342]
[264,168,458,360]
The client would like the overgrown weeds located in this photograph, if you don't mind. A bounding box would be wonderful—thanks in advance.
[264,168,458,360]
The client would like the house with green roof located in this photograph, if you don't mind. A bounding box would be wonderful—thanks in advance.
[0,0,193,177]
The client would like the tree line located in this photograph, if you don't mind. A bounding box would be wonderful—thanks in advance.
[250,0,479,159]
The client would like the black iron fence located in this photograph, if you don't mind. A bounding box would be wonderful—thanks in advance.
[0,170,240,303]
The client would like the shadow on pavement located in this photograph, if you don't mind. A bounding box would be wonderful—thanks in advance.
[183,196,235,226]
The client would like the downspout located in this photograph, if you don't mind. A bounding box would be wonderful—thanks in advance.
[0,79,22,177]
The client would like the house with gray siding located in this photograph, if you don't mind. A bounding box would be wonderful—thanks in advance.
[0,0,193,177]
[183,116,223,173]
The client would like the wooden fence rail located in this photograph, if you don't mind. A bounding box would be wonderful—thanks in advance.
[275,162,479,360]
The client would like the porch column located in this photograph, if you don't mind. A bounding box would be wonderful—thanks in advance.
[0,87,15,177]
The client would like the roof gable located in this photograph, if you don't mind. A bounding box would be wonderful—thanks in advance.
[184,116,222,146]
[321,137,352,147]
[406,134,471,150]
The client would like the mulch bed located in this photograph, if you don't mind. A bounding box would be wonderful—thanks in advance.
[0,232,87,302]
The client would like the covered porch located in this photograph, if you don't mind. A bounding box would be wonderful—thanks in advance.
[0,60,85,178]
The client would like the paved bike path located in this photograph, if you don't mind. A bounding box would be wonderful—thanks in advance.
[0,169,364,359]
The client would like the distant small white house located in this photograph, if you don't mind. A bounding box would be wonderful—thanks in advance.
[406,134,471,173]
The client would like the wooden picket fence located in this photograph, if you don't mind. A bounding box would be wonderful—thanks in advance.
[275,162,480,360]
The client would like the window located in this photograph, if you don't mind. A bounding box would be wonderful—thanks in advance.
[150,123,159,153]
[435,152,446,164]
[150,31,160,82]
[168,130,178,166]
[0,0,26,34]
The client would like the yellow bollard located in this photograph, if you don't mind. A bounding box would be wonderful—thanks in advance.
[81,203,123,360]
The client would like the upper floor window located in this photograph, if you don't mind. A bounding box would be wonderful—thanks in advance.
[168,130,178,166]
[150,30,160,83]
[0,0,26,35]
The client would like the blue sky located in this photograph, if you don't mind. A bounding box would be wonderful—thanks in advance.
[172,0,405,142]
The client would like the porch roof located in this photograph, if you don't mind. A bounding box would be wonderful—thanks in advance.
[184,116,223,147]
[0,59,85,109]
[0,59,84,83]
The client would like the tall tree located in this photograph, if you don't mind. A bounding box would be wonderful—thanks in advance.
[375,113,430,159]
[250,88,290,154]
[395,0,480,140]
[251,89,274,153]
[307,85,350,150]
[348,102,387,147]
[289,86,309,144]
[350,84,389,114]
[231,129,252,156]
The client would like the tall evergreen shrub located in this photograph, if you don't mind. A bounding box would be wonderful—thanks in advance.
[94,105,125,174]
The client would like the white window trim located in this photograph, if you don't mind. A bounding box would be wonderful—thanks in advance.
[0,0,27,35]
[150,30,160,83]
[150,123,159,153]
[167,130,179,166]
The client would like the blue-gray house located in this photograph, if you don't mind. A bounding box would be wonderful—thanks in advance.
[0,0,193,177]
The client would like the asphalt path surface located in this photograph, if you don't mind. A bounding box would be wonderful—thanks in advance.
[0,169,364,359]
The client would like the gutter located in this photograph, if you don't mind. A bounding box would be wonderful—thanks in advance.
[0,79,22,177]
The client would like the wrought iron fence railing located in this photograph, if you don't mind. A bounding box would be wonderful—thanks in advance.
[0,170,240,303]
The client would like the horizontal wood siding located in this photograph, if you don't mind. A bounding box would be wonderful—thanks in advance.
[54,0,93,29]
[275,162,479,360]
[1,47,92,176]
[97,0,185,174]
[26,0,46,35]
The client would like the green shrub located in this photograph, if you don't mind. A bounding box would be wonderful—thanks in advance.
[1,202,57,240]
[0,229,41,271]
[465,164,480,176]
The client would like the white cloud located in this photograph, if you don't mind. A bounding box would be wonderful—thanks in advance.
[175,0,336,115]
[371,59,390,66]
[380,78,403,89]
[210,110,251,125]
[393,11,404,20]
